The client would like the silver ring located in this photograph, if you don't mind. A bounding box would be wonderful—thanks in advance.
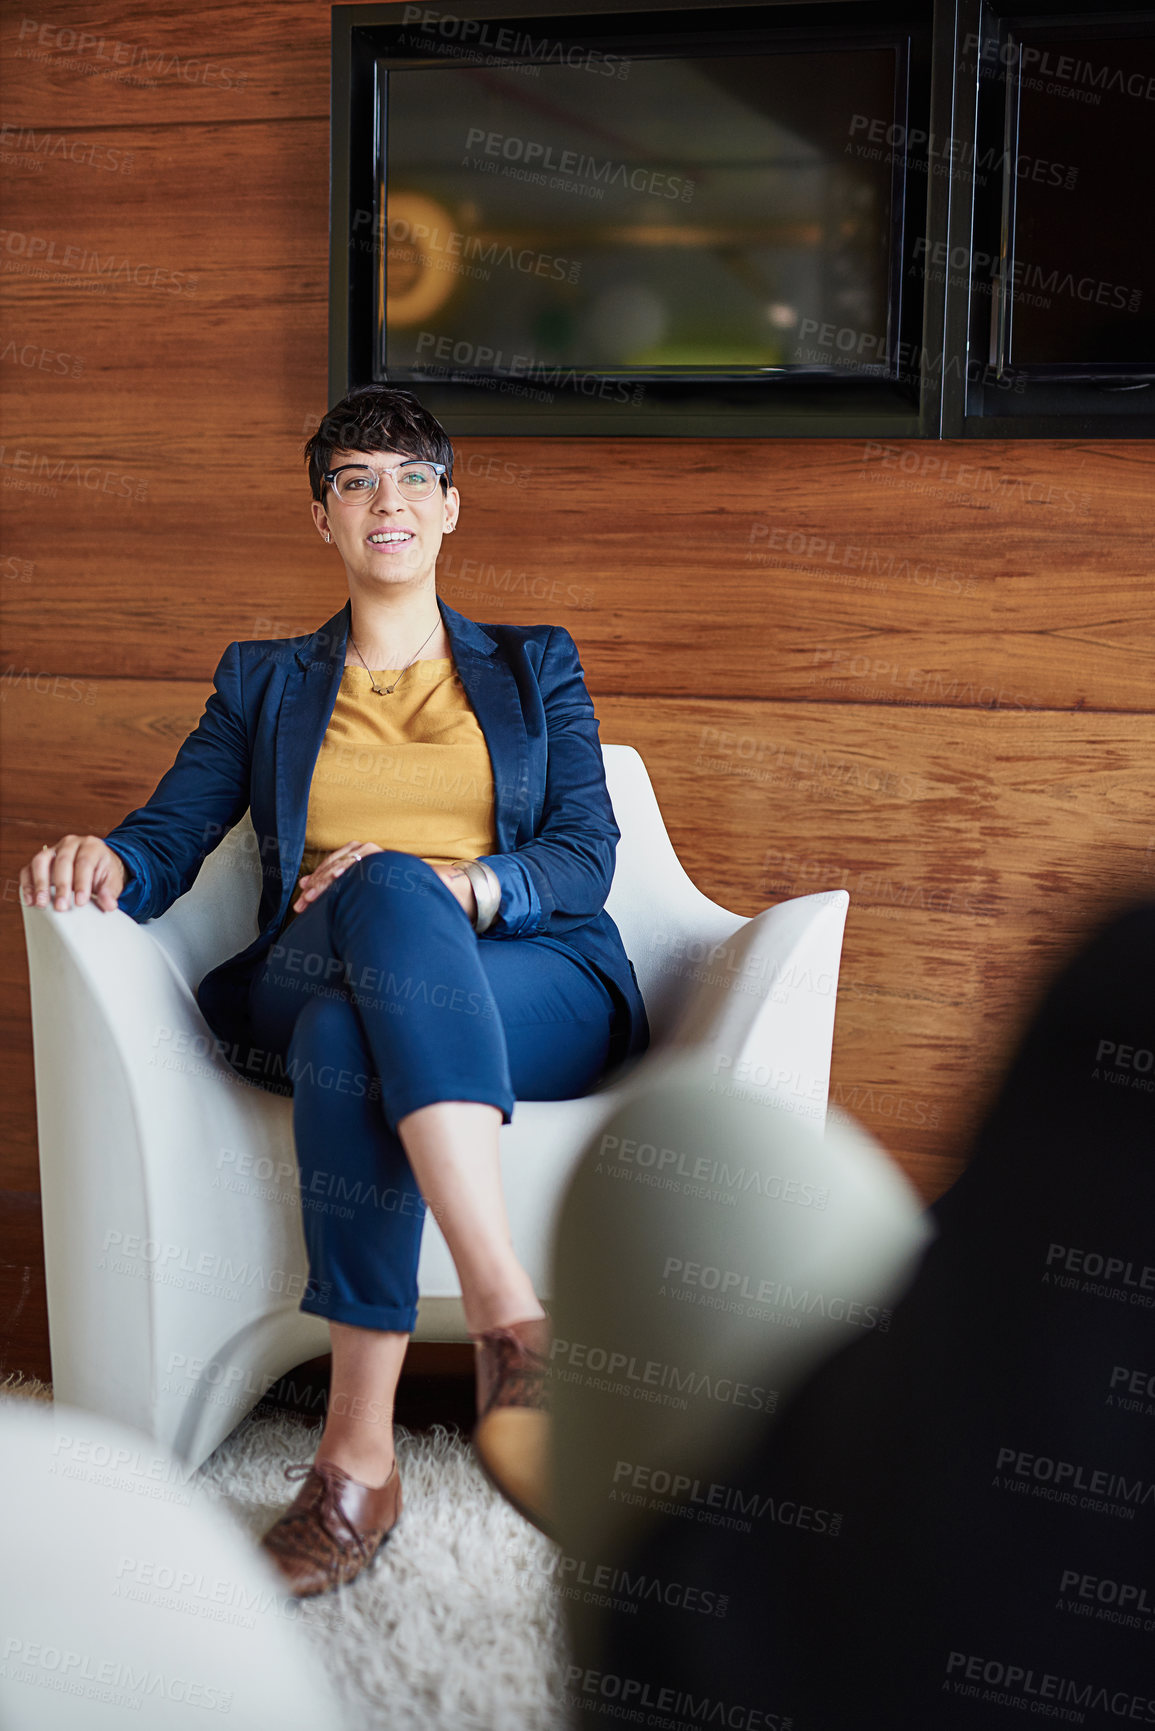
[350,852,362,863]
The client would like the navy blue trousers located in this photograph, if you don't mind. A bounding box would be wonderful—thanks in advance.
[247,851,616,1334]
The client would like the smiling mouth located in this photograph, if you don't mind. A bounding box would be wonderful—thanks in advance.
[367,531,414,545]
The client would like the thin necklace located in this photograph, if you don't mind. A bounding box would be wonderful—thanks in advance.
[349,617,442,695]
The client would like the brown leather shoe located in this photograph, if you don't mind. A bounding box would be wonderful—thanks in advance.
[472,1316,552,1536]
[260,1457,402,1599]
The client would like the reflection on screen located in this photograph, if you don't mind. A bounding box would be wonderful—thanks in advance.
[382,50,899,378]
[1007,34,1155,368]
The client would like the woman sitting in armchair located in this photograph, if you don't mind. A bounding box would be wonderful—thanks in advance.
[19,385,649,1597]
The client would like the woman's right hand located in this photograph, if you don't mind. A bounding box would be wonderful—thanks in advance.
[293,842,383,913]
[19,836,127,913]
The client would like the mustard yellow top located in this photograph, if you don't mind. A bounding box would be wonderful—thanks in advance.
[299,658,497,880]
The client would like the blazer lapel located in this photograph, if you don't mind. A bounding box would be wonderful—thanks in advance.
[438,597,532,850]
[271,601,351,921]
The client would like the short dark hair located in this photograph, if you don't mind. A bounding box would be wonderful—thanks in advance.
[304,386,455,502]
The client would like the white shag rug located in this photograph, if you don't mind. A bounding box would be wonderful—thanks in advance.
[1,1375,575,1731]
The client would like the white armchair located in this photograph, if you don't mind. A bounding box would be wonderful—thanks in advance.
[22,745,848,1470]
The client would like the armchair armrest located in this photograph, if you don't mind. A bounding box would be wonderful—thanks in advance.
[21,901,325,1464]
[661,890,850,1132]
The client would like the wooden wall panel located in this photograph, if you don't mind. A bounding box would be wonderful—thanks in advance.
[4,433,1154,701]
[0,1,330,125]
[3,0,1154,1376]
[596,698,1155,1194]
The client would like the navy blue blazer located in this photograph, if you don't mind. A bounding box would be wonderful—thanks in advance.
[103,596,650,1077]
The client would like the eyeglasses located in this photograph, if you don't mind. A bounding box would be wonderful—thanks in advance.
[323,460,448,504]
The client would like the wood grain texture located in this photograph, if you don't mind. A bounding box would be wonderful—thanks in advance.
[597,697,1155,1195]
[0,1192,50,1385]
[3,435,1152,699]
[0,0,331,127]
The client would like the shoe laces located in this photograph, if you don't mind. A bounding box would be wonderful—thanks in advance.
[281,1460,371,1563]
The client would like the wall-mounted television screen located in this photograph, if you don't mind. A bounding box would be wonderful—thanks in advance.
[330,3,935,429]
[334,0,1155,435]
[381,46,909,391]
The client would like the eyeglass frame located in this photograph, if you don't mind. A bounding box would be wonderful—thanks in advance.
[321,459,450,504]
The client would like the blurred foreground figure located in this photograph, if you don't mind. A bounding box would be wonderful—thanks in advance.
[0,1402,347,1731]
[550,905,1154,1731]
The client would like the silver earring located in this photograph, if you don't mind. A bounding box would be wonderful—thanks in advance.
[323,531,331,543]
[445,523,455,534]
